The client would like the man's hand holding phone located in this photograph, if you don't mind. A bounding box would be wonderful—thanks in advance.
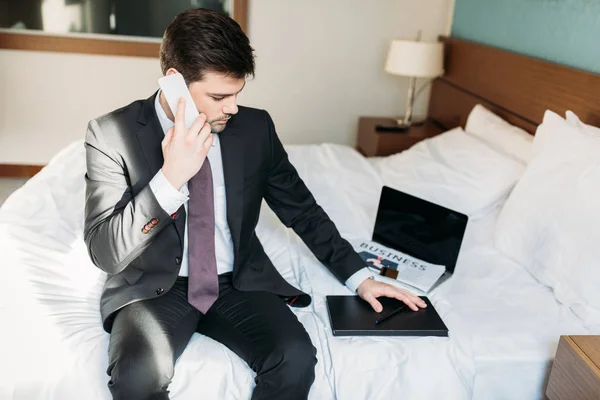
[161,97,213,191]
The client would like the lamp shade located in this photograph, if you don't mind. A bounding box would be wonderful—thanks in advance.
[384,40,444,78]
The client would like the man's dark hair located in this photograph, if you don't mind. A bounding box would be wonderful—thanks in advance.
[160,8,255,83]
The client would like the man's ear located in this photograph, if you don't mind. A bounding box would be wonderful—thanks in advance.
[165,68,179,76]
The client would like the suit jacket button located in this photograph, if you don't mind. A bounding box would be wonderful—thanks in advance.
[155,288,164,295]
[175,257,181,265]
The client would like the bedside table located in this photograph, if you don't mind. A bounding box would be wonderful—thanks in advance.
[356,117,445,157]
[546,335,600,400]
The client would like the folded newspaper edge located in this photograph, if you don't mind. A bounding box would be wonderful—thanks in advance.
[353,240,446,292]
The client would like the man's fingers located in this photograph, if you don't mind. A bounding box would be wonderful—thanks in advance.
[188,113,208,139]
[385,286,426,311]
[197,121,212,144]
[162,127,174,151]
[397,288,426,308]
[174,97,186,130]
[203,133,214,150]
[363,292,383,313]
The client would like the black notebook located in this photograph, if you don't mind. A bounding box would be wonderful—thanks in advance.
[326,295,448,337]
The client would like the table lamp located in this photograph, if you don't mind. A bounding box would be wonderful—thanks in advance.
[383,35,444,131]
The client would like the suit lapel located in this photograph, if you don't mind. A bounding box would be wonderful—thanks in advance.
[136,91,186,248]
[219,122,244,258]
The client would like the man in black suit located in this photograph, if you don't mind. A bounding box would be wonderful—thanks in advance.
[84,8,426,400]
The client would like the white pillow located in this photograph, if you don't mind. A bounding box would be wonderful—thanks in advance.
[565,110,600,137]
[374,127,526,218]
[495,110,600,328]
[465,104,534,164]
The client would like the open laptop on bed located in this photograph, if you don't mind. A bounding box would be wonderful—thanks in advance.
[355,186,469,293]
[326,186,468,337]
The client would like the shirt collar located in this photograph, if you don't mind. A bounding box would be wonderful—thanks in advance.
[154,89,174,134]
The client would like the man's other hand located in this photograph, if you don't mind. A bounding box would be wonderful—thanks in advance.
[357,278,427,313]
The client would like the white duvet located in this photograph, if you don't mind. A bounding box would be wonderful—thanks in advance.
[0,139,592,400]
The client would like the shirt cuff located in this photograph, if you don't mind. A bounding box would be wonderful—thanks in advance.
[149,170,189,215]
[345,267,375,293]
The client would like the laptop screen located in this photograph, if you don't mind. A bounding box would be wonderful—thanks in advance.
[372,186,468,274]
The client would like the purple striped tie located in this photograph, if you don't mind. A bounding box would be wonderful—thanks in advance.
[187,158,219,313]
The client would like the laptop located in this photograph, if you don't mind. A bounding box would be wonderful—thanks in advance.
[326,295,448,337]
[357,186,469,293]
[324,187,465,336]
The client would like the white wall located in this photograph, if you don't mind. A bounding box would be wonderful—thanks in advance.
[0,0,453,165]
[0,51,159,165]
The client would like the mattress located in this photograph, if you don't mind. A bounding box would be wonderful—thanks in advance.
[0,140,592,400]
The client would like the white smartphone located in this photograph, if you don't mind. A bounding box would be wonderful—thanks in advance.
[158,72,200,129]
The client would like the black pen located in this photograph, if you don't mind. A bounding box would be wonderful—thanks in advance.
[375,304,407,325]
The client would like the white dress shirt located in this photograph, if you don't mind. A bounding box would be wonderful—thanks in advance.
[149,91,373,291]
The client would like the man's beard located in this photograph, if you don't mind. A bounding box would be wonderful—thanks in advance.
[210,123,226,133]
[208,115,231,133]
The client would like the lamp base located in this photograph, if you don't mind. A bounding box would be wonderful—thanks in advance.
[396,116,427,127]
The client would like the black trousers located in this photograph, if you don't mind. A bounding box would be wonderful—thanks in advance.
[107,273,317,400]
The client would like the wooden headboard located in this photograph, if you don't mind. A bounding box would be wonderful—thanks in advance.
[428,36,600,134]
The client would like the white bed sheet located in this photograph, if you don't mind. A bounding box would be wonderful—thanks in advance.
[0,141,593,400]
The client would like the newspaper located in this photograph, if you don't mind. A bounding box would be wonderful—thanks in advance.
[353,240,446,293]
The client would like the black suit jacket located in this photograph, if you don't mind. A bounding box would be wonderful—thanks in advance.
[84,92,365,332]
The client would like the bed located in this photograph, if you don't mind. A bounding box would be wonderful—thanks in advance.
[2,37,600,400]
